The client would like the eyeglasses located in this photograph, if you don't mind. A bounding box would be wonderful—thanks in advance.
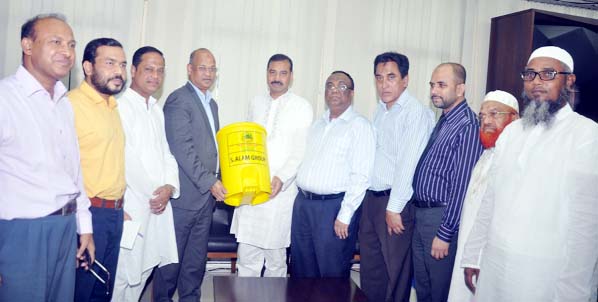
[87,259,111,296]
[520,70,571,81]
[325,83,352,92]
[478,111,514,123]
[193,65,218,73]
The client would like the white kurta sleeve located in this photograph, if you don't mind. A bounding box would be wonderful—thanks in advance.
[555,131,598,301]
[275,101,313,190]
[157,108,180,199]
[119,102,155,202]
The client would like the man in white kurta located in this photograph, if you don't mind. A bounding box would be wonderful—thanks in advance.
[447,90,519,302]
[112,47,179,301]
[231,54,313,277]
[462,47,598,301]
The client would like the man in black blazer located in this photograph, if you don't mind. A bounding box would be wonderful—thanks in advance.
[153,48,227,302]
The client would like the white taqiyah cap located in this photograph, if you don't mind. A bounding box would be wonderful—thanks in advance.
[528,46,574,72]
[482,90,519,113]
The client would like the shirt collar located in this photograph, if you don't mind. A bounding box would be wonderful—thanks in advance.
[79,81,118,109]
[378,89,411,112]
[15,65,68,102]
[555,103,573,122]
[269,90,290,101]
[123,88,157,108]
[443,100,469,123]
[323,105,356,123]
[188,81,212,105]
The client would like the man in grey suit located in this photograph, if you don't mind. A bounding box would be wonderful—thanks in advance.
[153,48,227,302]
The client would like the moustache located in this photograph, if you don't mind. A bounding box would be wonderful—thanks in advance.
[270,81,283,85]
[109,76,124,82]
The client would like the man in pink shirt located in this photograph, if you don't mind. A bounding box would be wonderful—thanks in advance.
[0,13,94,301]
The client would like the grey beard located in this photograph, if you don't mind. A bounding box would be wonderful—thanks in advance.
[521,88,568,128]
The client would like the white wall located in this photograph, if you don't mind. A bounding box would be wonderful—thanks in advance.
[1,0,597,126]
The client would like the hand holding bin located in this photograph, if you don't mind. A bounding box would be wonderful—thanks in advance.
[216,122,271,206]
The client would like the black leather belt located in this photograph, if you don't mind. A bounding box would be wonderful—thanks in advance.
[411,199,447,208]
[48,199,77,216]
[299,188,345,200]
[368,189,391,197]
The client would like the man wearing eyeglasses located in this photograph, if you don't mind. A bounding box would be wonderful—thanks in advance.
[359,52,434,302]
[291,71,375,278]
[153,48,224,302]
[447,90,519,302]
[0,14,94,302]
[460,46,598,301]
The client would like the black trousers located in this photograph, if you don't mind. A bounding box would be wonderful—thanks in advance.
[359,191,414,302]
[152,198,215,302]
[290,193,360,278]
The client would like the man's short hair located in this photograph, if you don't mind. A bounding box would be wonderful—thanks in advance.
[132,46,164,68]
[21,13,67,40]
[82,38,123,76]
[439,62,466,84]
[374,52,409,78]
[330,70,354,90]
[188,48,211,64]
[267,54,293,72]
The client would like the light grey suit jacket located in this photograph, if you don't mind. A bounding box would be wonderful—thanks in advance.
[163,82,220,211]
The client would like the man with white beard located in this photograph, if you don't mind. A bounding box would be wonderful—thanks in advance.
[461,46,598,301]
[447,90,519,302]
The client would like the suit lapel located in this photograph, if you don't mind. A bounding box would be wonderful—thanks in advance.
[184,82,217,143]
[210,99,219,131]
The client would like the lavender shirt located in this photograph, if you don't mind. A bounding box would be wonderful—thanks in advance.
[0,66,92,234]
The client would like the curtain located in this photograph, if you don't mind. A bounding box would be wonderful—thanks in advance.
[1,0,597,125]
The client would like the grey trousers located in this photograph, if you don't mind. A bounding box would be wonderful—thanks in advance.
[412,207,458,302]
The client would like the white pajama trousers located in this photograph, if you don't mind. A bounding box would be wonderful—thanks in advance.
[237,242,287,277]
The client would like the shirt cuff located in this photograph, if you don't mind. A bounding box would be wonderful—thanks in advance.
[437,224,456,242]
[336,204,354,225]
[386,197,408,213]
[76,208,93,234]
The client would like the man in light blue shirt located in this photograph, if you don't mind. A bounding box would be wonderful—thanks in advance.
[359,52,434,302]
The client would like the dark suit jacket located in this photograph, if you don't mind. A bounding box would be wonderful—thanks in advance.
[164,82,220,210]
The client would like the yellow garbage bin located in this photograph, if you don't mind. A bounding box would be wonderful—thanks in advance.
[216,122,271,206]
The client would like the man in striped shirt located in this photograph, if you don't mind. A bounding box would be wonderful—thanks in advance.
[291,71,375,278]
[359,52,434,302]
[411,63,483,302]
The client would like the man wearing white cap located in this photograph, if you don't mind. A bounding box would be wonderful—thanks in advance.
[461,46,598,300]
[447,90,519,302]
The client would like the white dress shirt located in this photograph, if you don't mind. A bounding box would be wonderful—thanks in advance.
[369,90,434,213]
[116,88,180,285]
[231,91,313,249]
[296,106,375,224]
[462,104,598,301]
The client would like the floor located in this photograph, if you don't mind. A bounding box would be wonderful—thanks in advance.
[140,261,418,302]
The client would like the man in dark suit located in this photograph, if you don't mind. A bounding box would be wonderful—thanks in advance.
[153,48,227,302]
